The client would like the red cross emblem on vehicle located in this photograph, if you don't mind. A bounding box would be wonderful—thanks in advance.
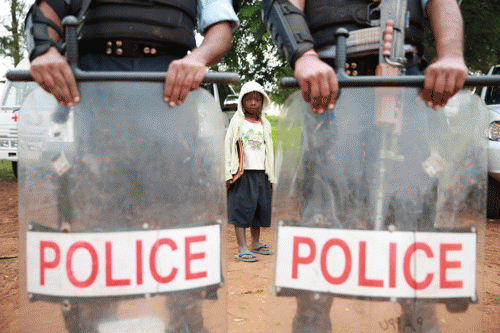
[12,113,18,122]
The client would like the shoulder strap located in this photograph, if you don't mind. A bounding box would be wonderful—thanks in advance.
[77,0,93,21]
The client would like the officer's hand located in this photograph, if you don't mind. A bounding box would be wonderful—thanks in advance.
[163,54,207,107]
[420,56,467,110]
[294,51,338,113]
[30,47,80,107]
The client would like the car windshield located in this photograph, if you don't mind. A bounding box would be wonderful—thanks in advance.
[1,81,38,109]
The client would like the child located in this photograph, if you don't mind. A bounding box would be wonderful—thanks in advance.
[225,81,276,262]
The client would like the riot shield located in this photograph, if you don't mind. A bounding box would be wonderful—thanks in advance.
[18,82,227,332]
[268,88,488,333]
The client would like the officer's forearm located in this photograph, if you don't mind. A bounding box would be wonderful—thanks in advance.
[427,0,464,59]
[39,1,63,41]
[192,21,233,67]
[289,0,305,10]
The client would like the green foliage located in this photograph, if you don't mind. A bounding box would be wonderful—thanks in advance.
[0,161,16,182]
[461,0,500,73]
[213,0,296,105]
[266,115,278,148]
[0,0,26,66]
[0,0,26,65]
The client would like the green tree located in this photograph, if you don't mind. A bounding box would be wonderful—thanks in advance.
[461,0,500,73]
[213,0,296,104]
[0,0,26,66]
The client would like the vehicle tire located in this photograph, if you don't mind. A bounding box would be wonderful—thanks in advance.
[487,175,500,219]
[11,161,17,179]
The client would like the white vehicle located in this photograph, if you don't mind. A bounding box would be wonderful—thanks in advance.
[0,59,37,178]
[201,82,236,129]
[482,64,500,218]
[222,93,239,124]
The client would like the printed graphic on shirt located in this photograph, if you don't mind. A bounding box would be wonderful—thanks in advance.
[242,120,266,170]
[242,128,264,150]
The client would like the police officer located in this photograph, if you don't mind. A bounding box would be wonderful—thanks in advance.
[26,0,239,107]
[263,0,467,113]
[263,1,468,332]
[24,1,239,332]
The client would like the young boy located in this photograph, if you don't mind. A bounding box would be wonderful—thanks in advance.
[225,81,276,262]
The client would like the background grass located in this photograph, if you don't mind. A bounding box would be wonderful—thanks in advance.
[0,161,16,182]
[266,115,279,148]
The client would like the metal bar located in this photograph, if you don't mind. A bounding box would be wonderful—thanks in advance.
[6,69,240,85]
[280,75,500,89]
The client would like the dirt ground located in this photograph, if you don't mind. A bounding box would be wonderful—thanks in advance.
[1,180,500,332]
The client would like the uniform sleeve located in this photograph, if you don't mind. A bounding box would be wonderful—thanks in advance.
[198,0,240,35]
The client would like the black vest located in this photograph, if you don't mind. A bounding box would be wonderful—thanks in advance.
[304,0,424,50]
[80,0,197,51]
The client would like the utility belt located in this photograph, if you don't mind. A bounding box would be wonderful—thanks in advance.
[79,39,189,58]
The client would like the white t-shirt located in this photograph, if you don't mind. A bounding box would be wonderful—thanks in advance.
[241,119,265,170]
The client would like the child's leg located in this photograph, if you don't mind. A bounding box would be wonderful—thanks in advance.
[250,225,261,249]
[235,226,255,259]
[250,172,272,251]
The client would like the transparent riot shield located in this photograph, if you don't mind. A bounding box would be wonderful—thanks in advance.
[268,88,488,333]
[18,82,227,332]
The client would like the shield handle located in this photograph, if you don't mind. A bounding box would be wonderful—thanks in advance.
[281,28,500,89]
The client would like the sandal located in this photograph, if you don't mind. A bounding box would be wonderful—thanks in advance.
[234,252,259,262]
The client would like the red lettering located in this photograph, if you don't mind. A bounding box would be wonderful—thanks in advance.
[389,242,396,288]
[40,241,60,286]
[66,241,98,288]
[440,243,463,289]
[150,238,177,283]
[105,241,130,287]
[403,242,433,290]
[185,235,207,280]
[136,240,143,285]
[292,237,316,279]
[359,241,383,287]
[320,238,351,285]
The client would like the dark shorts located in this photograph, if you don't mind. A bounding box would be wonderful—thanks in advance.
[228,170,272,228]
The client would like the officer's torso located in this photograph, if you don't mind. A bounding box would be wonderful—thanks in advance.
[79,0,197,51]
